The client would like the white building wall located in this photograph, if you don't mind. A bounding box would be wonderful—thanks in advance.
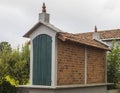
[102,40,120,47]
[29,24,57,87]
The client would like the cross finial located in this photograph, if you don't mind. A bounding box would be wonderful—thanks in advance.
[42,3,46,13]
[94,25,97,32]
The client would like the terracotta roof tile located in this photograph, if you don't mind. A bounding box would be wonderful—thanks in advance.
[77,29,120,40]
[58,32,110,50]
[99,29,120,39]
[58,29,120,50]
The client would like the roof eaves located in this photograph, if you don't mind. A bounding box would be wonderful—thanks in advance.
[23,22,41,38]
[23,21,63,38]
[66,38,111,51]
[41,21,63,32]
[58,35,110,51]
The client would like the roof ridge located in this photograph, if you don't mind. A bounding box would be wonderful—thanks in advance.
[75,28,120,35]
[98,29,120,32]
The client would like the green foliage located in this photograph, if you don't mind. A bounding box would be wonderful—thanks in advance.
[0,79,17,93]
[0,41,12,54]
[107,42,120,89]
[5,75,19,86]
[0,41,30,85]
[0,42,11,83]
[8,44,30,84]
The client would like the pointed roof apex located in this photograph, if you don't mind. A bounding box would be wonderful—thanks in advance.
[42,3,46,13]
[94,25,97,32]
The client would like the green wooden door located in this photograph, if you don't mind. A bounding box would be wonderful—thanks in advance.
[33,34,52,85]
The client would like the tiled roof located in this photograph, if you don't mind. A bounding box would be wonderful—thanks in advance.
[58,29,120,50]
[76,29,120,40]
[58,32,110,51]
[99,29,120,39]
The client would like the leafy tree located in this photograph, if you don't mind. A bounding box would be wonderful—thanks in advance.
[0,42,11,83]
[8,43,30,85]
[107,42,120,89]
[0,41,12,54]
[0,41,30,85]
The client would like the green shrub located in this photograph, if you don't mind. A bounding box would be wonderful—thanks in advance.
[107,42,120,89]
[0,79,17,93]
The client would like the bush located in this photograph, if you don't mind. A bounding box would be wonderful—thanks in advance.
[0,42,30,85]
[0,79,17,93]
[107,42,120,89]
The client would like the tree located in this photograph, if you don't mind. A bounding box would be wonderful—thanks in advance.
[0,42,11,83]
[0,41,30,85]
[0,41,12,54]
[107,42,120,89]
[8,43,30,85]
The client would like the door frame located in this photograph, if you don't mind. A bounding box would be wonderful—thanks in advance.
[29,25,57,87]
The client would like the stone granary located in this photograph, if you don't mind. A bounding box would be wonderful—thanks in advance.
[20,3,111,93]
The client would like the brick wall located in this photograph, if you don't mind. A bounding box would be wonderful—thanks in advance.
[87,47,106,84]
[57,39,85,85]
[57,39,106,85]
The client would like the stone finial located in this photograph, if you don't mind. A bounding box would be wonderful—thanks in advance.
[95,25,97,32]
[42,3,46,13]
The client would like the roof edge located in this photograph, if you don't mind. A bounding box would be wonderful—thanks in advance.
[23,21,63,38]
[94,39,110,47]
[58,35,111,51]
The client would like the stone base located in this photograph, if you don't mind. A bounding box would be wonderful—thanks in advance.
[18,84,110,93]
[30,86,107,93]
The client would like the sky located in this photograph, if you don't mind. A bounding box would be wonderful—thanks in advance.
[0,0,120,48]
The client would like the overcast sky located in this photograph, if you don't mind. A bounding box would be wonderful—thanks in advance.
[0,0,120,48]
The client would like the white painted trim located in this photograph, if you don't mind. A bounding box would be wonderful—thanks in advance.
[105,53,107,83]
[25,21,63,37]
[29,25,57,87]
[55,38,58,86]
[41,21,63,32]
[84,47,87,84]
[56,83,112,88]
[19,85,56,89]
[94,39,110,47]
[19,83,112,89]
[51,35,56,87]
[30,41,33,85]
[30,26,56,40]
